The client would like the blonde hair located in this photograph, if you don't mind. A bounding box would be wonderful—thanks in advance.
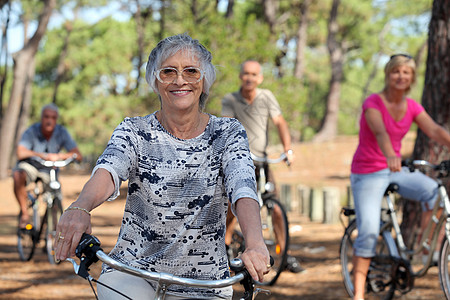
[383,54,416,94]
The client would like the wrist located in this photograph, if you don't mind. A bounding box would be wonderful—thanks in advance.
[64,206,91,216]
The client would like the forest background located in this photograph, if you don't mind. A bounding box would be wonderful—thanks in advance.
[0,0,447,179]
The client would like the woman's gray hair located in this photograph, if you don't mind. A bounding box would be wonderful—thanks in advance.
[145,33,216,110]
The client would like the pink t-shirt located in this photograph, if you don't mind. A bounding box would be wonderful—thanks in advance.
[351,93,424,174]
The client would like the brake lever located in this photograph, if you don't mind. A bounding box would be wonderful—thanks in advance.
[66,257,93,280]
[66,258,80,274]
[254,287,271,297]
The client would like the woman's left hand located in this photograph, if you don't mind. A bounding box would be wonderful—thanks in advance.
[387,156,402,172]
[240,244,270,282]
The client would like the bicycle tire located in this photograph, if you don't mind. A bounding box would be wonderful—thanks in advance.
[340,219,396,300]
[45,198,63,264]
[439,236,450,299]
[259,197,289,286]
[17,193,40,261]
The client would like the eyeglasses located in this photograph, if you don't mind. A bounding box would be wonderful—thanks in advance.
[390,54,413,60]
[155,67,204,84]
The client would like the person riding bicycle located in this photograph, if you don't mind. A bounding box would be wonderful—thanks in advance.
[221,60,304,274]
[13,103,82,230]
[55,34,270,300]
[350,54,450,300]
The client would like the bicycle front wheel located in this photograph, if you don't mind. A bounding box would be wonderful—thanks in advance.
[17,195,39,261]
[439,236,450,299]
[340,219,396,300]
[259,197,289,286]
[45,198,63,264]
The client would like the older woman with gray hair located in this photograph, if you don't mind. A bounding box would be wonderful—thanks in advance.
[55,33,269,299]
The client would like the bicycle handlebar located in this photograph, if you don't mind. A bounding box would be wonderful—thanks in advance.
[30,154,78,168]
[251,153,290,166]
[67,233,266,299]
[402,159,450,177]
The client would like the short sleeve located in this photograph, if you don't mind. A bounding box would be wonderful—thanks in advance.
[221,119,258,214]
[93,119,138,201]
[59,127,78,151]
[262,90,282,119]
[407,98,425,118]
[362,94,383,112]
[18,126,36,150]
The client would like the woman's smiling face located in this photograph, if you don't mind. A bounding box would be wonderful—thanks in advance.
[156,50,204,111]
[387,64,414,92]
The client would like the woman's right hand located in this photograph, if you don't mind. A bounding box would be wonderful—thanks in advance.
[387,156,402,172]
[55,209,92,262]
[54,168,114,261]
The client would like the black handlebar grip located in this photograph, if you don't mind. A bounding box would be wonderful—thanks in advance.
[75,233,102,260]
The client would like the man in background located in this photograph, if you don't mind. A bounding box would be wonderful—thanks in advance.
[222,60,304,273]
[13,103,82,228]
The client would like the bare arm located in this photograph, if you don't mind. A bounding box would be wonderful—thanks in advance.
[272,114,295,163]
[60,146,83,162]
[16,145,48,161]
[55,168,115,261]
[235,198,270,282]
[415,111,450,148]
[365,108,401,172]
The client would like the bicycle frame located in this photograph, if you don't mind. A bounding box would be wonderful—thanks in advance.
[251,152,288,199]
[17,155,77,263]
[381,160,450,277]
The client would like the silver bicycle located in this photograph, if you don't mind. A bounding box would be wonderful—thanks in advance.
[17,155,78,264]
[67,233,272,300]
[340,159,450,299]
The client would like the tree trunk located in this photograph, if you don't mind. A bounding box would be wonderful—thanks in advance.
[0,1,11,119]
[132,1,152,94]
[262,0,277,34]
[401,0,450,245]
[225,0,234,18]
[0,0,55,179]
[294,0,311,80]
[313,0,342,142]
[15,58,36,148]
[413,0,450,162]
[158,0,166,40]
[52,21,73,103]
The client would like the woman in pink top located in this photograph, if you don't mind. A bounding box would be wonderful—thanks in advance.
[350,54,450,300]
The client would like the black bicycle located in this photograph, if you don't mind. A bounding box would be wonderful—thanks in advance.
[17,155,77,264]
[229,153,290,286]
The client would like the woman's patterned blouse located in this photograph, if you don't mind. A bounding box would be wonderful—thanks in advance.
[93,112,258,298]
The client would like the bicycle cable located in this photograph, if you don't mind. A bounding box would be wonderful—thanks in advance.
[89,277,133,300]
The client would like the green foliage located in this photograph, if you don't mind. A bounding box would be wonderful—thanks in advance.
[3,0,432,160]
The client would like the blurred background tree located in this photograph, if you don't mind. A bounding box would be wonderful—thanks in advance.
[0,0,437,178]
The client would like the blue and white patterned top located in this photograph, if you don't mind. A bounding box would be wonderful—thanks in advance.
[93,112,258,299]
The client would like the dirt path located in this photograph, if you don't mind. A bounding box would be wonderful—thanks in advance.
[0,135,445,299]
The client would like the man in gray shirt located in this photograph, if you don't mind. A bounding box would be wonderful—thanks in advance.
[13,104,82,228]
[222,60,304,273]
